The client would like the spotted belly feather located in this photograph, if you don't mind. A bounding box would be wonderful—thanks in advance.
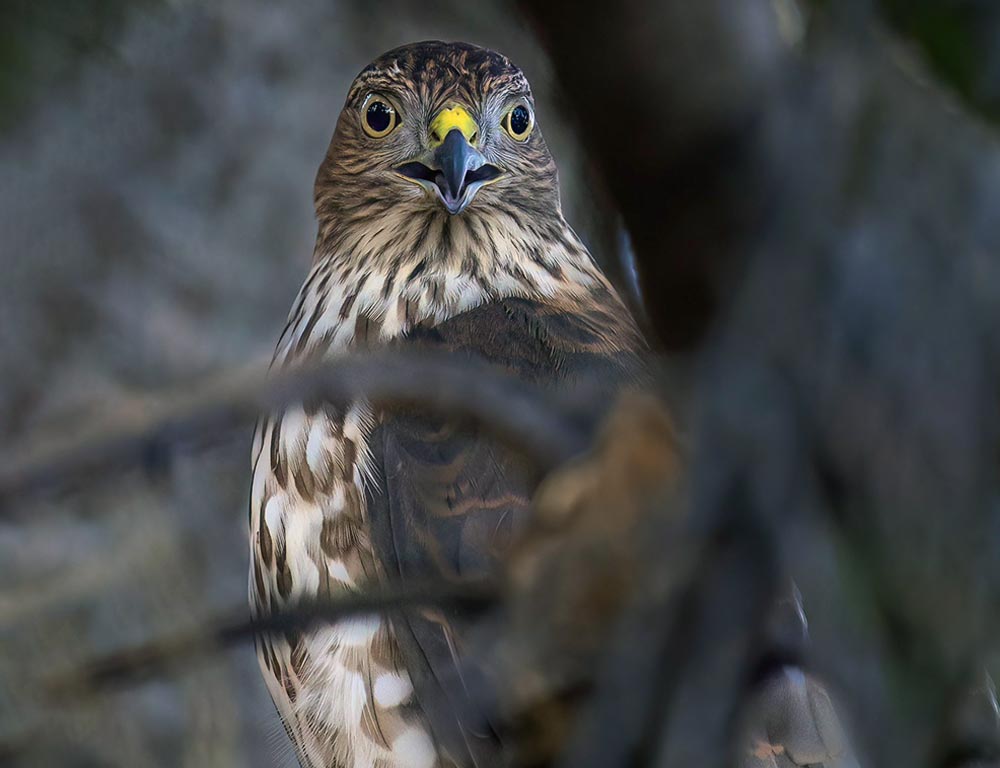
[249,201,606,767]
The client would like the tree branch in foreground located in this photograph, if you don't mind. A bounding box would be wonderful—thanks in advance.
[44,579,498,700]
[0,350,593,506]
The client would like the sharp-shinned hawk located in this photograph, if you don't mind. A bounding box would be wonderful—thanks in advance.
[247,40,853,768]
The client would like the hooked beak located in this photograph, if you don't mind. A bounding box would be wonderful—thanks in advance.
[395,107,503,214]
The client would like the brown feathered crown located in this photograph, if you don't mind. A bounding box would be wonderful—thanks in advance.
[313,41,565,256]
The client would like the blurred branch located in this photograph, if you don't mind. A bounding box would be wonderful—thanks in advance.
[556,520,777,768]
[0,350,593,507]
[518,0,785,349]
[44,578,498,700]
[521,0,1000,765]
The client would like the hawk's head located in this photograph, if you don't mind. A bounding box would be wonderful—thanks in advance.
[315,41,560,230]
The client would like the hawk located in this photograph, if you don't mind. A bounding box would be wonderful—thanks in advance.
[248,41,645,768]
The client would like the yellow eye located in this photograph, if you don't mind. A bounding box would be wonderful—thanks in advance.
[502,104,533,141]
[362,97,399,138]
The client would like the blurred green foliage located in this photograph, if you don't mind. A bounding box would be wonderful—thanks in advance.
[0,0,153,129]
[879,0,1000,122]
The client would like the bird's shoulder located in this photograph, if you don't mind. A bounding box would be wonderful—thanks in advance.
[401,283,647,385]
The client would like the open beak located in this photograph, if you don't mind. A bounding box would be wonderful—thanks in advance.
[395,106,503,215]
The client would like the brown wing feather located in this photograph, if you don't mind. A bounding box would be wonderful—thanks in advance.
[365,289,647,766]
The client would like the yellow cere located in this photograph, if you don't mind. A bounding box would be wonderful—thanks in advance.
[429,106,479,146]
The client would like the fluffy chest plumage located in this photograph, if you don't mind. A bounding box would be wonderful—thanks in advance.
[249,270,479,768]
[248,194,614,767]
[250,250,602,768]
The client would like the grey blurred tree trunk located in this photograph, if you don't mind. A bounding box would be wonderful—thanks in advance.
[518,0,1000,764]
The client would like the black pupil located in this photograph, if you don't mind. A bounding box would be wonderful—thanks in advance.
[510,106,530,136]
[366,101,392,133]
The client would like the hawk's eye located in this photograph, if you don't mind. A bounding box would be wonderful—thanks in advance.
[363,98,398,138]
[503,104,533,141]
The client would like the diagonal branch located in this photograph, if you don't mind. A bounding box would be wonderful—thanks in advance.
[0,350,593,507]
[44,579,499,700]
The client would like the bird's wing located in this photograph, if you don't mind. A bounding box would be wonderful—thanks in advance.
[365,290,646,766]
